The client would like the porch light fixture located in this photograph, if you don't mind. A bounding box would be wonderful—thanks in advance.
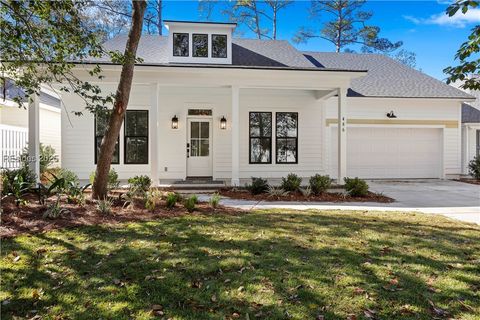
[386,110,397,118]
[220,116,227,130]
[171,115,179,129]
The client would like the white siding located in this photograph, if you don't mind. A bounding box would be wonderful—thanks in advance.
[462,125,480,174]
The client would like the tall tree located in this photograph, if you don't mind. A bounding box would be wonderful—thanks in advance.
[92,0,147,199]
[294,0,402,53]
[444,0,479,90]
[199,0,292,39]
[145,0,163,35]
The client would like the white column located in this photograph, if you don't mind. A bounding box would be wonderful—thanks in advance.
[150,83,159,186]
[28,94,40,182]
[231,85,240,186]
[337,87,347,183]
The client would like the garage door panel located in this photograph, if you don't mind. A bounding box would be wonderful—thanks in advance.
[331,127,442,179]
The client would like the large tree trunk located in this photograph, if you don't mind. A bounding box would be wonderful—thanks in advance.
[92,0,147,200]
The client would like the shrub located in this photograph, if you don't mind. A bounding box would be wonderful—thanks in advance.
[89,168,119,190]
[21,143,57,174]
[57,169,79,186]
[2,167,36,194]
[184,195,197,212]
[209,192,221,208]
[165,192,178,209]
[66,182,90,205]
[267,186,289,198]
[309,174,331,195]
[96,198,114,215]
[2,174,31,206]
[281,173,302,192]
[299,186,312,197]
[246,177,269,195]
[145,188,162,211]
[128,175,151,194]
[43,197,70,219]
[35,176,66,205]
[344,177,369,197]
[468,156,480,180]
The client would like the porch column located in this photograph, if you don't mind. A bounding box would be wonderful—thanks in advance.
[337,87,347,183]
[231,85,240,186]
[150,83,159,186]
[28,94,40,182]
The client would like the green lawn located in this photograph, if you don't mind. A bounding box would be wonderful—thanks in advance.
[1,210,479,320]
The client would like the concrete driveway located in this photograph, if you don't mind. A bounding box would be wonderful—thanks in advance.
[202,180,480,224]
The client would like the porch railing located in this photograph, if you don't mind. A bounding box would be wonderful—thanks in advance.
[0,124,28,169]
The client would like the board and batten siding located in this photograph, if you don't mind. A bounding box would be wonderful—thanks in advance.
[325,97,462,177]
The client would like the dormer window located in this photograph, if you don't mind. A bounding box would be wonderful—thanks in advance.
[212,34,227,58]
[173,33,189,56]
[193,34,208,58]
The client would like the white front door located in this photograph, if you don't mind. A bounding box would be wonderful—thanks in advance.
[187,119,213,177]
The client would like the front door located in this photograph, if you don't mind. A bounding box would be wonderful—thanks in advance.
[187,119,212,177]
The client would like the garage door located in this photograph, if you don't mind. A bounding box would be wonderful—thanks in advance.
[331,127,442,179]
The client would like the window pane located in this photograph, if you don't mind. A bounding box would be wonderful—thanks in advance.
[193,34,208,57]
[191,139,200,157]
[200,122,209,138]
[95,110,111,135]
[173,33,189,56]
[96,137,119,164]
[277,138,297,163]
[125,137,148,164]
[212,34,227,58]
[249,112,271,137]
[250,138,271,163]
[200,139,209,156]
[191,122,199,138]
[125,111,148,136]
[277,113,298,137]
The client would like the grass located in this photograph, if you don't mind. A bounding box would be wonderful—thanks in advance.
[1,209,479,320]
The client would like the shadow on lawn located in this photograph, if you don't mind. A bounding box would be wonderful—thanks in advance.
[1,210,479,320]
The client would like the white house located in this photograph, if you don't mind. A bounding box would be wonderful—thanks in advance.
[53,20,474,186]
[1,79,62,169]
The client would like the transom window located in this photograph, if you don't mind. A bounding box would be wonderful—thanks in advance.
[276,112,298,164]
[190,121,210,157]
[193,34,208,57]
[173,33,189,57]
[124,110,149,164]
[212,34,227,58]
[94,110,119,164]
[249,112,272,164]
[188,109,212,116]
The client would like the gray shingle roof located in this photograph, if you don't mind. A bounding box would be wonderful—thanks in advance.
[98,35,473,99]
[462,103,480,123]
[303,52,472,99]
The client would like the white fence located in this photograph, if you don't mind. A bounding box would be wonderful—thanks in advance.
[0,124,28,169]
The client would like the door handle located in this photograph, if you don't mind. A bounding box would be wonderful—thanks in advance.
[187,148,189,158]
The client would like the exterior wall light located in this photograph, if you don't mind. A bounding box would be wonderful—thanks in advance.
[386,111,397,118]
[171,115,179,129]
[220,116,227,129]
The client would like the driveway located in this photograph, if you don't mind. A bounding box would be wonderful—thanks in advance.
[202,180,480,224]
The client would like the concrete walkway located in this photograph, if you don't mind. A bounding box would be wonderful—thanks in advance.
[199,180,480,224]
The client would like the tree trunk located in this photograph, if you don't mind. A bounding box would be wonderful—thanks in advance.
[92,0,147,200]
[157,0,162,35]
[272,7,277,40]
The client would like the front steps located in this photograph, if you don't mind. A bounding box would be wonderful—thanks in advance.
[159,177,225,193]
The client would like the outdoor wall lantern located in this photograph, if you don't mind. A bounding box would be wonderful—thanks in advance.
[171,115,179,129]
[386,110,397,118]
[220,116,227,130]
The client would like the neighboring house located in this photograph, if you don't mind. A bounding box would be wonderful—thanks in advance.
[0,78,62,169]
[59,20,473,185]
[455,75,480,175]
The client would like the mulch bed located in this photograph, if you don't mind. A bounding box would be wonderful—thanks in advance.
[0,193,241,239]
[219,188,394,203]
[454,178,480,185]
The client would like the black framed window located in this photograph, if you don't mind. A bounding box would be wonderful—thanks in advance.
[212,34,227,58]
[476,130,480,157]
[94,111,119,164]
[249,112,272,164]
[124,110,148,164]
[193,34,208,57]
[173,33,189,57]
[276,112,298,164]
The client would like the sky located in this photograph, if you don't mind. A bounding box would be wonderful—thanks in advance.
[159,0,479,81]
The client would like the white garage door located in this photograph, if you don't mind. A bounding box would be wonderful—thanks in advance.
[331,127,442,179]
